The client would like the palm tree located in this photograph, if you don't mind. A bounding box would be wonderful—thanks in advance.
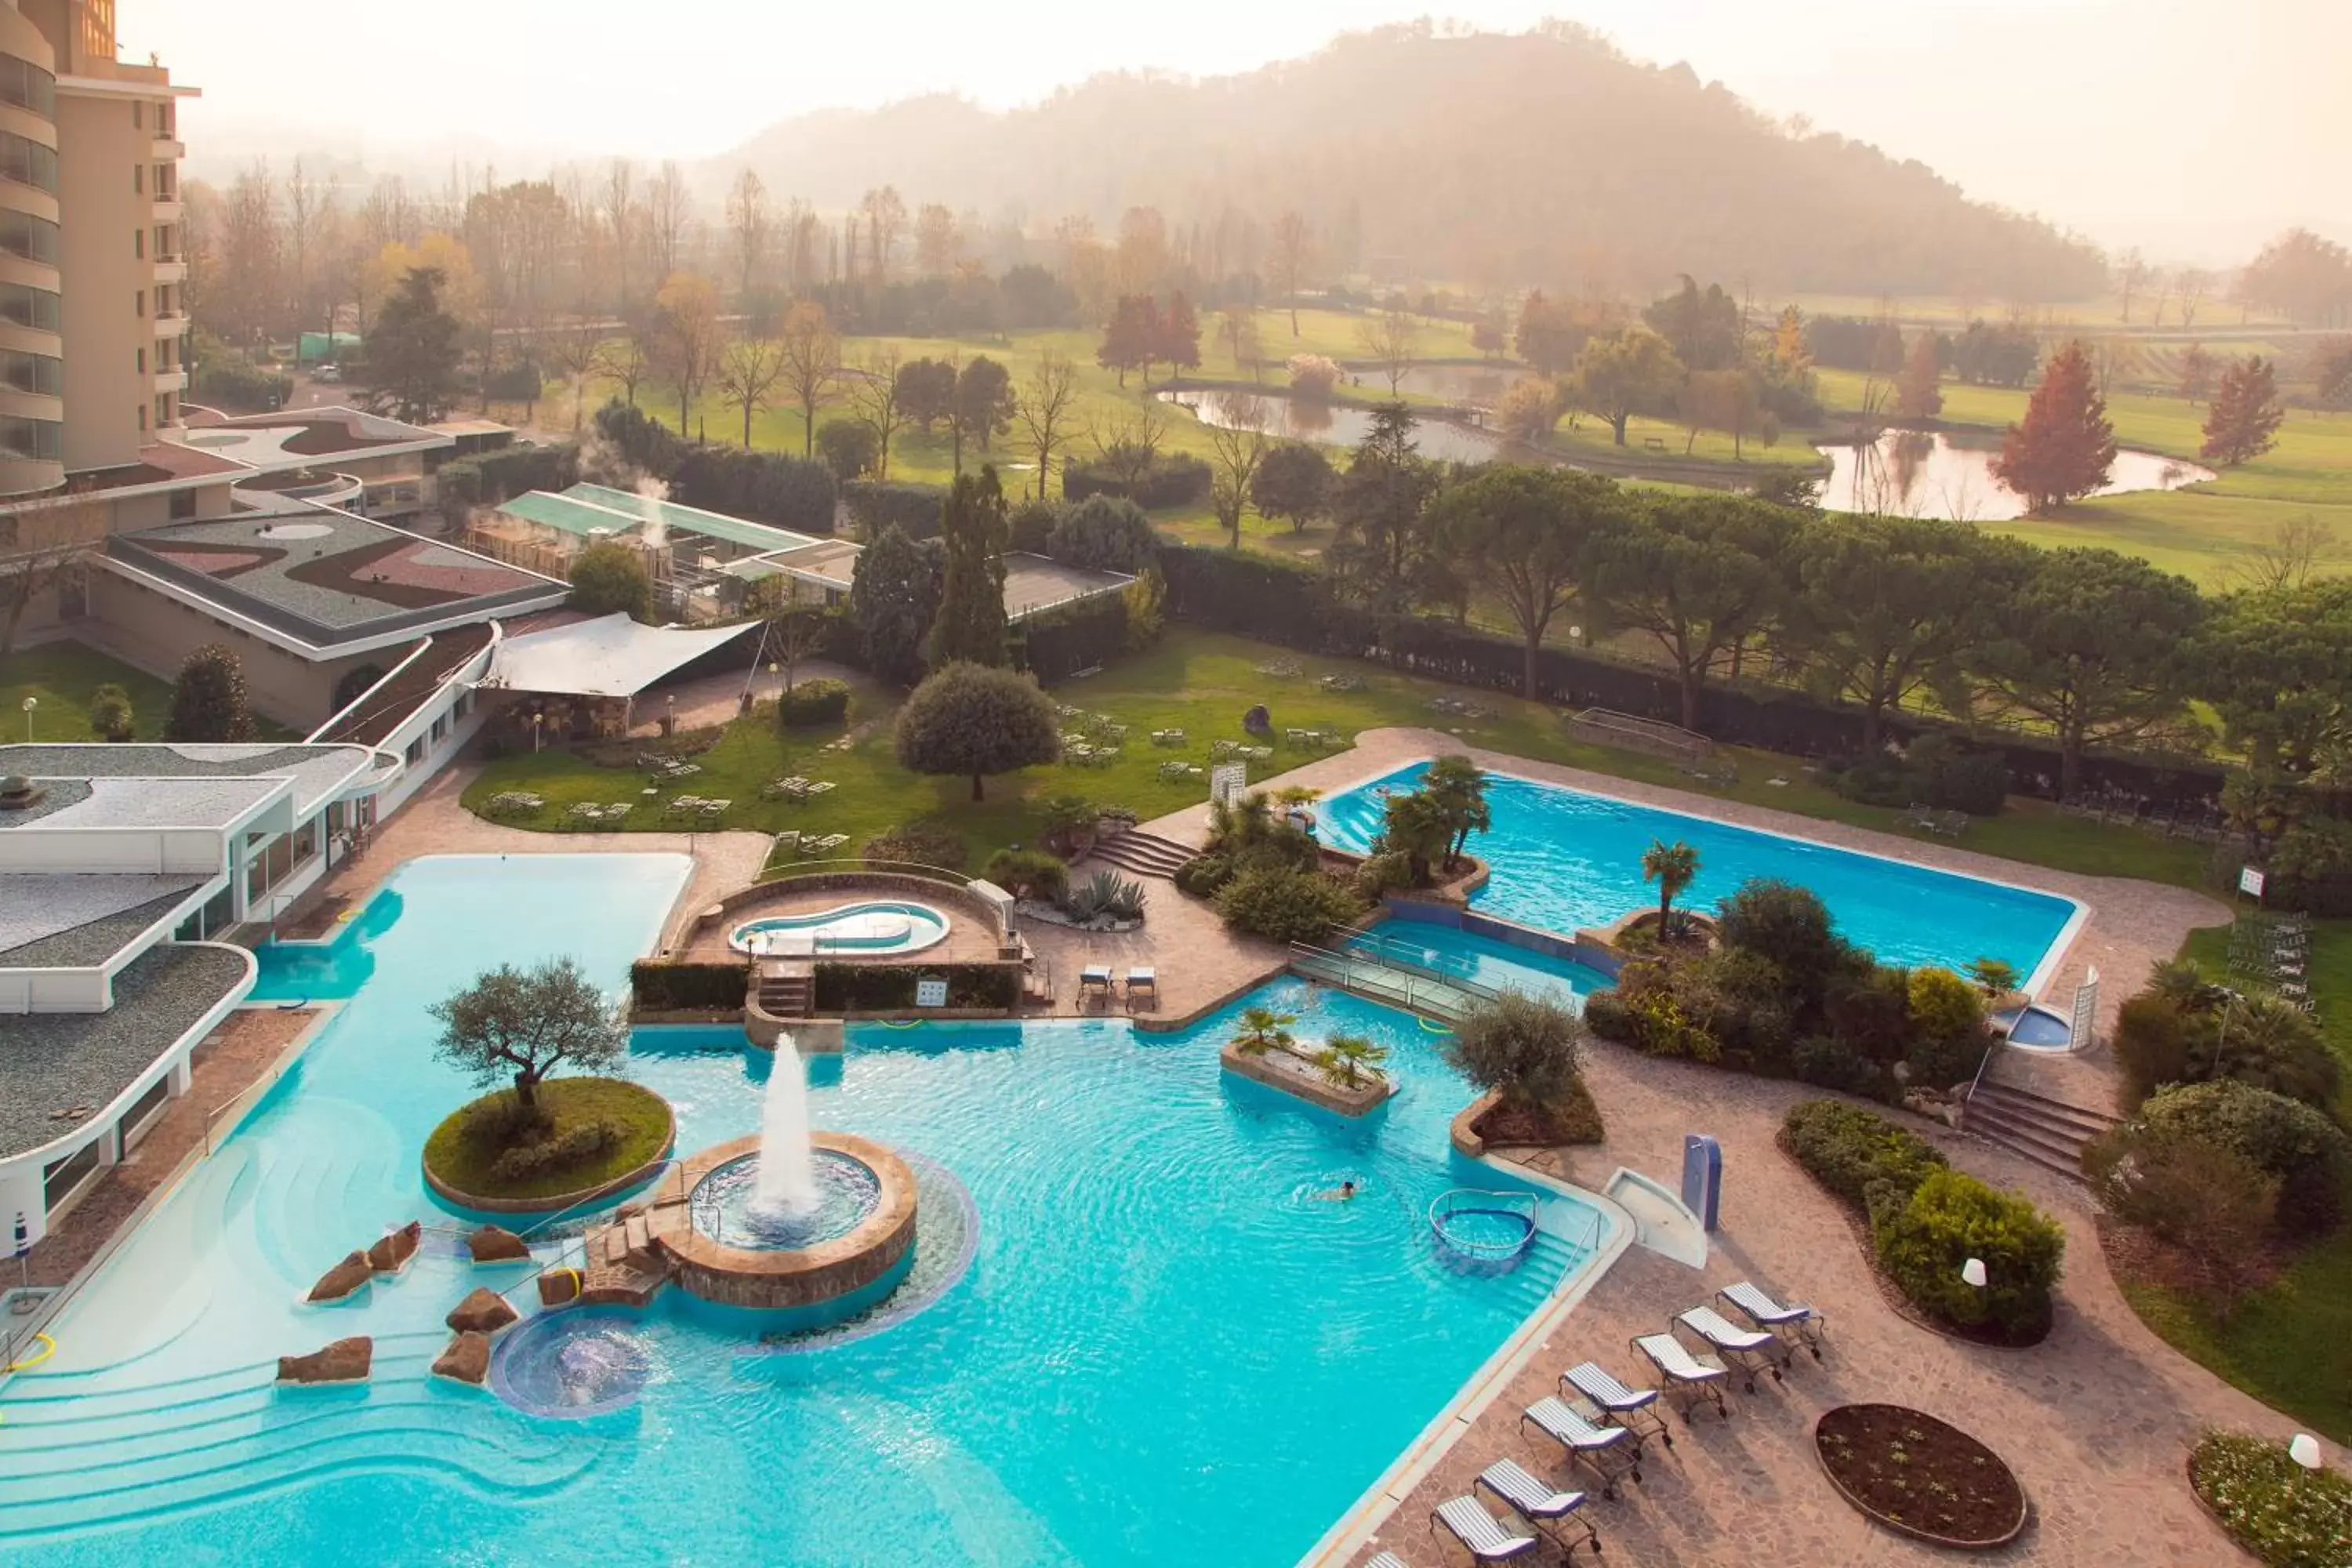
[1315,1033,1389,1088]
[1641,839,1700,936]
[1965,956,2022,1000]
[1210,789,1276,853]
[1231,1006,1298,1057]
[1423,755,1491,869]
[1378,789,1453,885]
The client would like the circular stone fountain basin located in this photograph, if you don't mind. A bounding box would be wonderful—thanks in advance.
[688,1149,882,1251]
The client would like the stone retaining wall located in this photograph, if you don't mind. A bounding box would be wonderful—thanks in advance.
[1219,1041,1397,1117]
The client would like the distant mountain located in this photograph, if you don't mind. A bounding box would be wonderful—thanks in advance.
[716,25,2107,303]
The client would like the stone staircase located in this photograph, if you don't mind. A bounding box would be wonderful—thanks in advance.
[580,1210,671,1306]
[1960,1080,2122,1181]
[756,962,812,1018]
[1086,828,1194,880]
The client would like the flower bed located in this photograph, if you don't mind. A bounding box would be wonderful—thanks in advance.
[2189,1430,2352,1566]
[1814,1403,2028,1548]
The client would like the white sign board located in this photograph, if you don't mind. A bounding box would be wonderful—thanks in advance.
[2239,866,2267,898]
[2068,967,2100,1052]
[915,978,949,1008]
[1210,763,1249,808]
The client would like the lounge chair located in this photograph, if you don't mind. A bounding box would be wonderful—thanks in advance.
[1675,1305,1788,1391]
[1519,1396,1640,1498]
[1125,967,1157,1009]
[1630,1332,1731,1422]
[1719,1281,1827,1359]
[1563,1359,1674,1447]
[1363,1556,1406,1568]
[1475,1459,1600,1556]
[1428,1497,1539,1565]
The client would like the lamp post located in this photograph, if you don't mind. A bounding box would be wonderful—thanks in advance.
[2289,1433,2323,1470]
[531,710,544,754]
[1961,1257,1988,1289]
[20,695,34,742]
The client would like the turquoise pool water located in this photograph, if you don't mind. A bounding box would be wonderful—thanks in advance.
[0,855,1608,1566]
[1322,762,2080,983]
[1346,920,1613,1005]
[728,898,951,956]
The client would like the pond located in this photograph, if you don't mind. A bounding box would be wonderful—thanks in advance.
[1812,429,2212,521]
[1371,362,1523,407]
[1160,388,1506,466]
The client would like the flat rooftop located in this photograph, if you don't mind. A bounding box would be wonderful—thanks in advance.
[0,873,207,970]
[0,944,250,1160]
[310,623,495,748]
[492,483,824,556]
[1002,551,1135,620]
[164,405,450,468]
[107,506,565,648]
[0,742,380,822]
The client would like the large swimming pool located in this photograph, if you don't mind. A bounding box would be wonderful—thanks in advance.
[0,855,1609,1566]
[1321,761,2081,985]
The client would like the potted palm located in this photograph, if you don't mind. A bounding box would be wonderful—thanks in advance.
[1640,838,1700,942]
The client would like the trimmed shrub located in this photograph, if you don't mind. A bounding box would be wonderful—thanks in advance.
[192,358,293,412]
[1352,850,1417,901]
[1009,497,1061,553]
[1872,1167,2065,1336]
[1715,880,1857,1006]
[1062,452,1212,508]
[862,821,967,871]
[1580,989,1633,1044]
[1780,1099,1948,1217]
[487,1120,622,1183]
[1904,965,1991,1087]
[1212,865,1364,944]
[1019,593,1128,684]
[2114,991,2198,1109]
[982,848,1069,901]
[844,479,947,540]
[2125,1079,2351,1237]
[1793,1035,1882,1095]
[629,961,750,1011]
[811,963,1021,1012]
[2190,1428,2352,1568]
[87,682,135,742]
[776,677,851,728]
[1173,853,1235,898]
[1045,495,1158,573]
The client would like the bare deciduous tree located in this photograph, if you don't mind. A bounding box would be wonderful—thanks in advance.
[858,186,906,281]
[647,161,689,283]
[0,499,107,658]
[1218,307,1263,382]
[1356,309,1419,394]
[725,169,770,302]
[540,314,615,431]
[716,330,788,447]
[1270,210,1312,336]
[601,158,638,312]
[605,328,651,409]
[1205,394,1272,547]
[1089,405,1165,491]
[1015,351,1080,499]
[2227,514,2337,593]
[650,272,724,433]
[843,346,907,480]
[777,299,841,457]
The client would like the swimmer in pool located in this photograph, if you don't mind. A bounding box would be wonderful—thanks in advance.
[1315,1180,1359,1202]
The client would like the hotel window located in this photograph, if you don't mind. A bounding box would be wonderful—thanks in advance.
[132,162,141,194]
[0,208,57,263]
[136,347,145,374]
[0,281,58,330]
[430,714,448,744]
[132,100,143,129]
[134,227,143,259]
[135,289,144,317]
[0,54,57,118]
[137,405,147,432]
[0,131,58,194]
[1,349,62,396]
[405,736,425,766]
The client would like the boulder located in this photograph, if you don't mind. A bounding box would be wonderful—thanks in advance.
[430,1330,492,1385]
[277,1335,372,1384]
[466,1225,531,1263]
[305,1250,372,1304]
[446,1286,520,1335]
[365,1220,422,1274]
[538,1268,583,1308]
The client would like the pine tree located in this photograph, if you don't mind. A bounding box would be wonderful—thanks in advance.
[1894,332,1944,419]
[361,267,462,424]
[925,466,1010,667]
[2199,355,2285,466]
[1991,340,2117,514]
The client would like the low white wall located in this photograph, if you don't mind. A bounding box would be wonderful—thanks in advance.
[0,827,226,874]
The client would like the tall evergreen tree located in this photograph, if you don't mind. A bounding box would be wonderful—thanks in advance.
[2199,355,2285,466]
[361,267,463,424]
[848,524,944,687]
[926,466,1010,667]
[1991,339,2116,513]
[165,644,259,742]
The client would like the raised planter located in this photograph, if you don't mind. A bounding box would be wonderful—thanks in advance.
[1814,1403,2029,1549]
[1221,1041,1396,1116]
[422,1082,677,1217]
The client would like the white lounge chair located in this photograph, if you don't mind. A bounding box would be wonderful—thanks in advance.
[1675,1305,1788,1391]
[1429,1496,1539,1565]
[1519,1396,1641,1498]
[1630,1332,1731,1422]
[1363,1555,1406,1568]
[1720,1280,1827,1359]
[1563,1359,1674,1447]
[1475,1459,1600,1556]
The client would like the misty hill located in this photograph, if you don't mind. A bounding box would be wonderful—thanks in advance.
[720,25,2107,303]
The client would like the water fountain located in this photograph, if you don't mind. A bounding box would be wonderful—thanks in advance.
[751,1035,819,1214]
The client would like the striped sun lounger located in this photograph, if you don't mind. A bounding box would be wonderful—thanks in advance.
[1631,1332,1732,1421]
[1519,1396,1642,1498]
[1675,1305,1789,1391]
[1563,1359,1675,1448]
[1475,1459,1601,1556]
[1720,1280,1827,1359]
[1428,1496,1540,1564]
[1363,1555,1406,1568]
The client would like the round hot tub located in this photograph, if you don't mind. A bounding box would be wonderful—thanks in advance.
[1993,1003,2074,1051]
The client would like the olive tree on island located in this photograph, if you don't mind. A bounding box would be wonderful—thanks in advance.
[430,956,627,1113]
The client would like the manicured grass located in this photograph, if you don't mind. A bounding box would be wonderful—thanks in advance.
[421,1077,672,1204]
[466,626,2213,891]
[0,640,180,742]
[2182,919,2352,1124]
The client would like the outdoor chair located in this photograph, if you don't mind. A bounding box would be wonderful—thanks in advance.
[1125,968,1157,1010]
[1519,1396,1641,1498]
[1474,1460,1600,1556]
[1719,1281,1827,1359]
[1428,1497,1540,1565]
[1674,1305,1788,1391]
[1363,1555,1406,1568]
[1562,1359,1673,1448]
[1628,1332,1731,1421]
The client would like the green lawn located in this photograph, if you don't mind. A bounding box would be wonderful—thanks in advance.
[466,626,2212,892]
[421,1076,673,1204]
[0,640,181,742]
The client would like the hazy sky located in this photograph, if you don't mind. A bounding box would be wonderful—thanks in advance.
[132,0,2348,261]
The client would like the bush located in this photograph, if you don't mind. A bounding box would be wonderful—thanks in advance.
[1580,989,1633,1043]
[1213,865,1364,944]
[1008,496,1061,553]
[1904,966,1991,1087]
[2114,985,2342,1112]
[811,963,1021,1012]
[2190,1428,2352,1568]
[569,540,653,621]
[862,821,967,870]
[1445,990,1587,1109]
[893,662,1062,802]
[982,848,1069,901]
[772,677,850,728]
[2129,1079,2352,1238]
[1352,850,1417,900]
[1045,495,1159,573]
[844,479,947,540]
[1792,1035,1884,1095]
[2115,991,2198,1108]
[1873,1167,2064,1337]
[815,419,880,481]
[629,960,750,1011]
[87,682,135,742]
[1174,853,1235,898]
[2085,1127,2278,1284]
[1780,1099,1948,1216]
[671,446,838,537]
[1062,452,1212,509]
[1908,735,2010,816]
[191,357,293,411]
[436,441,580,517]
[165,644,257,742]
[487,1120,622,1183]
[1716,879,1857,1005]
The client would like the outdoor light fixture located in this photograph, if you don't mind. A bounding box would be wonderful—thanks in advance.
[20,695,34,742]
[2289,1433,2323,1469]
[1960,1258,1988,1288]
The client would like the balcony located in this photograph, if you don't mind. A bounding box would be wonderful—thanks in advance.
[151,136,183,162]
[148,255,185,285]
[151,368,187,393]
[151,308,187,336]
[149,194,180,222]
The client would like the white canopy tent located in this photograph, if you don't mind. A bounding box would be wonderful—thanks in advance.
[483,613,761,699]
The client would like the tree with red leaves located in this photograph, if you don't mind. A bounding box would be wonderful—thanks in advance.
[2199,355,2285,466]
[1157,291,1202,379]
[1991,340,2116,514]
[1094,294,1160,387]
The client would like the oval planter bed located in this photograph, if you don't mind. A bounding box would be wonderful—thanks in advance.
[2187,1430,2352,1566]
[1815,1403,2029,1550]
[423,1078,676,1216]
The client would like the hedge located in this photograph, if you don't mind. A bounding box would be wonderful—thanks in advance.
[437,441,581,515]
[671,447,837,537]
[630,960,750,1011]
[844,479,947,540]
[191,359,293,412]
[1155,543,2227,805]
[778,678,851,727]
[1063,452,1213,508]
[812,963,1022,1012]
[1019,593,1128,684]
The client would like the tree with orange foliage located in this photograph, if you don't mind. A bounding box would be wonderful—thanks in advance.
[1894,333,1944,420]
[1991,341,2115,514]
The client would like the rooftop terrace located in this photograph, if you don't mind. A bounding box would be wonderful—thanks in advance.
[0,743,380,822]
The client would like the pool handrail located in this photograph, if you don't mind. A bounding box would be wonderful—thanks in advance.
[1429,1188,1540,1262]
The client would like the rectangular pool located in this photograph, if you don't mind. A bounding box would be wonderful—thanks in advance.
[1320,761,2081,986]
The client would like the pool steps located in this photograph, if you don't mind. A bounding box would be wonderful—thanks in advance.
[1958,1079,2118,1180]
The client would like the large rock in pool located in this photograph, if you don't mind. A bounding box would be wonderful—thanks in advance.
[365,1220,422,1274]
[305,1250,372,1304]
[278,1336,372,1384]
[446,1286,520,1334]
[431,1330,492,1385]
[538,1268,583,1308]
[466,1225,531,1263]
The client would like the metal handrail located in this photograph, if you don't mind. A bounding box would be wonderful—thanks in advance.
[1962,1038,2001,1109]
[516,1154,683,1242]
